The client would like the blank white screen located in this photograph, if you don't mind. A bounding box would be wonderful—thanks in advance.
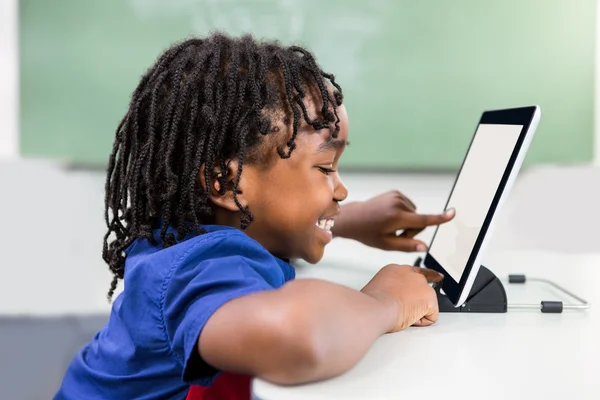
[428,124,522,281]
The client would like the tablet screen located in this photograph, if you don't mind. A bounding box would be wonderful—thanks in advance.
[428,123,523,282]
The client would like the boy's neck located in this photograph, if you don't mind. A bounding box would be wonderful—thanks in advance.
[212,210,243,230]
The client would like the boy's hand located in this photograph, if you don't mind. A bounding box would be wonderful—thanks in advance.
[361,264,442,332]
[332,190,455,252]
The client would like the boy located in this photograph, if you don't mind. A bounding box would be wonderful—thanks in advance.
[55,33,453,400]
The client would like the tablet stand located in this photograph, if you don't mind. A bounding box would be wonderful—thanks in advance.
[413,257,508,313]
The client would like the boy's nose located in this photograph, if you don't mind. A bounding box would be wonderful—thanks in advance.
[334,178,348,202]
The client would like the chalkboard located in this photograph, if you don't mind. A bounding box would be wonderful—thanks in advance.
[20,0,596,169]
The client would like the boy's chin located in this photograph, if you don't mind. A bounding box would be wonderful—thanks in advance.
[300,246,326,265]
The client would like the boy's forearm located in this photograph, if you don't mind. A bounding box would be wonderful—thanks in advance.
[198,278,397,385]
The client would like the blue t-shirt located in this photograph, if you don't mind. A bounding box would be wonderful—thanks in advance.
[54,225,295,400]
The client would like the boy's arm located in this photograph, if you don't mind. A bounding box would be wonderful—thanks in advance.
[198,278,397,385]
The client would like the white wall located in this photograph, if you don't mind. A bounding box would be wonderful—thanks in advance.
[0,0,18,159]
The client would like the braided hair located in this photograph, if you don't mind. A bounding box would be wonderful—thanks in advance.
[103,33,344,300]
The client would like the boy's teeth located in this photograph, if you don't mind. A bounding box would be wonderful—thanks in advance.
[316,219,334,232]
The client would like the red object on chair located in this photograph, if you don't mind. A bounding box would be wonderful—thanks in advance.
[185,372,251,400]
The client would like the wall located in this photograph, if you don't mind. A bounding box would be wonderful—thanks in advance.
[0,0,18,159]
[1,0,599,163]
[17,0,598,169]
[596,0,600,165]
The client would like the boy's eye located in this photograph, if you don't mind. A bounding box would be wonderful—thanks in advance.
[317,166,336,175]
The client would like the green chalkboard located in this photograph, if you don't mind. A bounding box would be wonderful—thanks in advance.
[20,0,596,169]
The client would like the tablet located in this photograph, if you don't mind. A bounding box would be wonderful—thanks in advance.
[423,106,541,307]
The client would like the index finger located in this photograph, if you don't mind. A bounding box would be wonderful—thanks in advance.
[401,208,455,229]
[412,266,444,283]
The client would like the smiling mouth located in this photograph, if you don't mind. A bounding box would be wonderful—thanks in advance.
[316,218,334,232]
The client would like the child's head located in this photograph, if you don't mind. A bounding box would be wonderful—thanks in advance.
[104,33,349,298]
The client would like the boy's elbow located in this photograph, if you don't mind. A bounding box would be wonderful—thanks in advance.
[261,335,325,385]
[257,308,331,385]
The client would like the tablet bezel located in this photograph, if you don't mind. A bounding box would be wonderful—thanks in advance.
[423,106,541,307]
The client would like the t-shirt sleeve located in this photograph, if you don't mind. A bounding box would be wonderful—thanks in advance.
[160,233,286,385]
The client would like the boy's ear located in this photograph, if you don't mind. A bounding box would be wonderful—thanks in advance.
[198,160,247,212]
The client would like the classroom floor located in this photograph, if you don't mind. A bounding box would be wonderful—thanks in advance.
[1,159,599,398]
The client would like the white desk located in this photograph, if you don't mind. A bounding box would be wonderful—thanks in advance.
[253,250,600,400]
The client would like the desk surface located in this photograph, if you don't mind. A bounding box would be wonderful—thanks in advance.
[253,250,600,400]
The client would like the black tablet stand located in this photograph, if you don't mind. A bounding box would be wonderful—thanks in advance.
[413,257,508,313]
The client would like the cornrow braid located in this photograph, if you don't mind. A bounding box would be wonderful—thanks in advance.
[103,33,343,300]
